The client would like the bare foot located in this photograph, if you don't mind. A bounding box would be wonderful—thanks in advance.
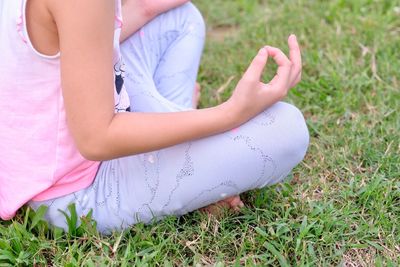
[200,195,245,216]
[192,82,201,109]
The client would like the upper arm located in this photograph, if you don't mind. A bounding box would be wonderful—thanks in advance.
[47,0,116,155]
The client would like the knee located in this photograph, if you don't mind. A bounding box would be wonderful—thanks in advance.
[273,102,310,164]
[178,3,206,37]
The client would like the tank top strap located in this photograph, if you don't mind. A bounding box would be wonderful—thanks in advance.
[115,0,123,29]
[17,0,27,43]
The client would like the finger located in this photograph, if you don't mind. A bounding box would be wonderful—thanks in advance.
[291,72,302,88]
[243,47,269,82]
[288,34,302,81]
[264,46,292,89]
[288,34,301,69]
[266,46,292,67]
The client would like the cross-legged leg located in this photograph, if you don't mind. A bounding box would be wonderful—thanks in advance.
[120,2,205,111]
[29,3,310,234]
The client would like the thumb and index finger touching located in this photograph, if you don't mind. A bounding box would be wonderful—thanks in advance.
[243,35,299,87]
[242,47,269,82]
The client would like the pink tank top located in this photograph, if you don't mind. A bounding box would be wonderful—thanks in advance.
[0,0,131,220]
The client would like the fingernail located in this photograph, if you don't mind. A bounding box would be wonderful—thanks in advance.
[259,47,267,55]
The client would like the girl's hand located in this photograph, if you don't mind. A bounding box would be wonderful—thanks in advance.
[225,35,302,126]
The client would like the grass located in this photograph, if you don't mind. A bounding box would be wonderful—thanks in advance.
[1,0,399,266]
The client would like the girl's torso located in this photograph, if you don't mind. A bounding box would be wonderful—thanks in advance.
[0,0,130,220]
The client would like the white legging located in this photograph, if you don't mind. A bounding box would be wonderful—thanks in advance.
[30,3,309,234]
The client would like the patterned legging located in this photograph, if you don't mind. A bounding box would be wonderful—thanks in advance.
[30,3,309,234]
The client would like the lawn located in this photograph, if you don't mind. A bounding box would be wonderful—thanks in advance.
[1,0,399,266]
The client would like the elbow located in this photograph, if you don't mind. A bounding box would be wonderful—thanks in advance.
[76,138,109,162]
[80,149,104,162]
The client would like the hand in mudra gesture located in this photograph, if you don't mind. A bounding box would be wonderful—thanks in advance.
[202,35,302,215]
[226,34,302,125]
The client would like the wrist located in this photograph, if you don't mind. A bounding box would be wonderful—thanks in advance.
[216,100,242,131]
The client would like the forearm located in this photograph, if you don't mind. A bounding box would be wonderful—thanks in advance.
[85,103,236,161]
[120,0,190,42]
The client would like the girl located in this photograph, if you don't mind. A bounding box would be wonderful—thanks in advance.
[0,0,309,234]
